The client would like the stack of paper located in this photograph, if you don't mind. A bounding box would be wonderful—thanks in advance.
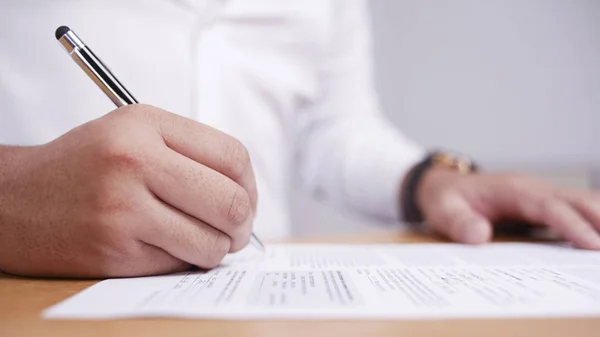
[44,243,600,320]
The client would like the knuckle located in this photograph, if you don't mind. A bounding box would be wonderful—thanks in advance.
[221,138,250,179]
[88,171,141,216]
[93,190,138,216]
[116,104,160,120]
[570,194,588,209]
[95,134,146,172]
[224,188,252,227]
[230,228,252,253]
[501,173,528,191]
[110,104,165,135]
[538,198,560,220]
[85,107,168,176]
[203,231,231,268]
[110,104,138,118]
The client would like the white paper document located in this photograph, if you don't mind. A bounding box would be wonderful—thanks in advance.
[44,243,600,320]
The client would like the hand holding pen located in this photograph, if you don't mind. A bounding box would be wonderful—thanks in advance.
[55,26,265,253]
[0,27,262,278]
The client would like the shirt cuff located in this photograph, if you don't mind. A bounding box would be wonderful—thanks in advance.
[342,123,425,222]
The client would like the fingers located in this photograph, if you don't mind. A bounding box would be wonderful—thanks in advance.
[138,196,233,269]
[563,191,600,231]
[420,171,600,250]
[100,244,190,278]
[541,200,600,250]
[427,192,493,244]
[520,195,600,250]
[145,148,252,253]
[559,191,600,249]
[480,177,600,250]
[142,105,258,212]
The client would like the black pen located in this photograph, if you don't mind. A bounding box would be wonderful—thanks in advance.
[55,26,265,252]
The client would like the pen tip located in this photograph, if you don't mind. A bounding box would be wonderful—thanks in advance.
[55,26,71,40]
[250,234,266,252]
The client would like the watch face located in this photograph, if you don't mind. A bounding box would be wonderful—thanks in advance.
[432,152,476,173]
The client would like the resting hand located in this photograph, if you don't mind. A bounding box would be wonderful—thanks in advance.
[417,168,600,250]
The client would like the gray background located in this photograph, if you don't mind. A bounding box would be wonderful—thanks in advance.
[290,0,600,237]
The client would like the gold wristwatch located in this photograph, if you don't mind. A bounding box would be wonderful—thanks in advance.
[429,152,476,174]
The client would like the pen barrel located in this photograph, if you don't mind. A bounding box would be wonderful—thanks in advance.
[70,47,137,107]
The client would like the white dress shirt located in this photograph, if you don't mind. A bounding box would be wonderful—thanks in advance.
[0,0,424,239]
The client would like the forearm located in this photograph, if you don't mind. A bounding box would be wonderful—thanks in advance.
[293,0,425,221]
[296,116,424,221]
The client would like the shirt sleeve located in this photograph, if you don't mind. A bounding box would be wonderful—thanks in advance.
[292,0,425,222]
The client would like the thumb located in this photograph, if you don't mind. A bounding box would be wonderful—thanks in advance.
[426,194,493,244]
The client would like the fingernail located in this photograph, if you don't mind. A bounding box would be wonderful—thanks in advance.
[581,234,600,250]
[462,221,491,244]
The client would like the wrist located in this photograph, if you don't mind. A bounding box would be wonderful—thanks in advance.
[401,151,477,223]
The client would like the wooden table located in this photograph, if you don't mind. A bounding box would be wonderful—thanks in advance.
[2,230,599,337]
